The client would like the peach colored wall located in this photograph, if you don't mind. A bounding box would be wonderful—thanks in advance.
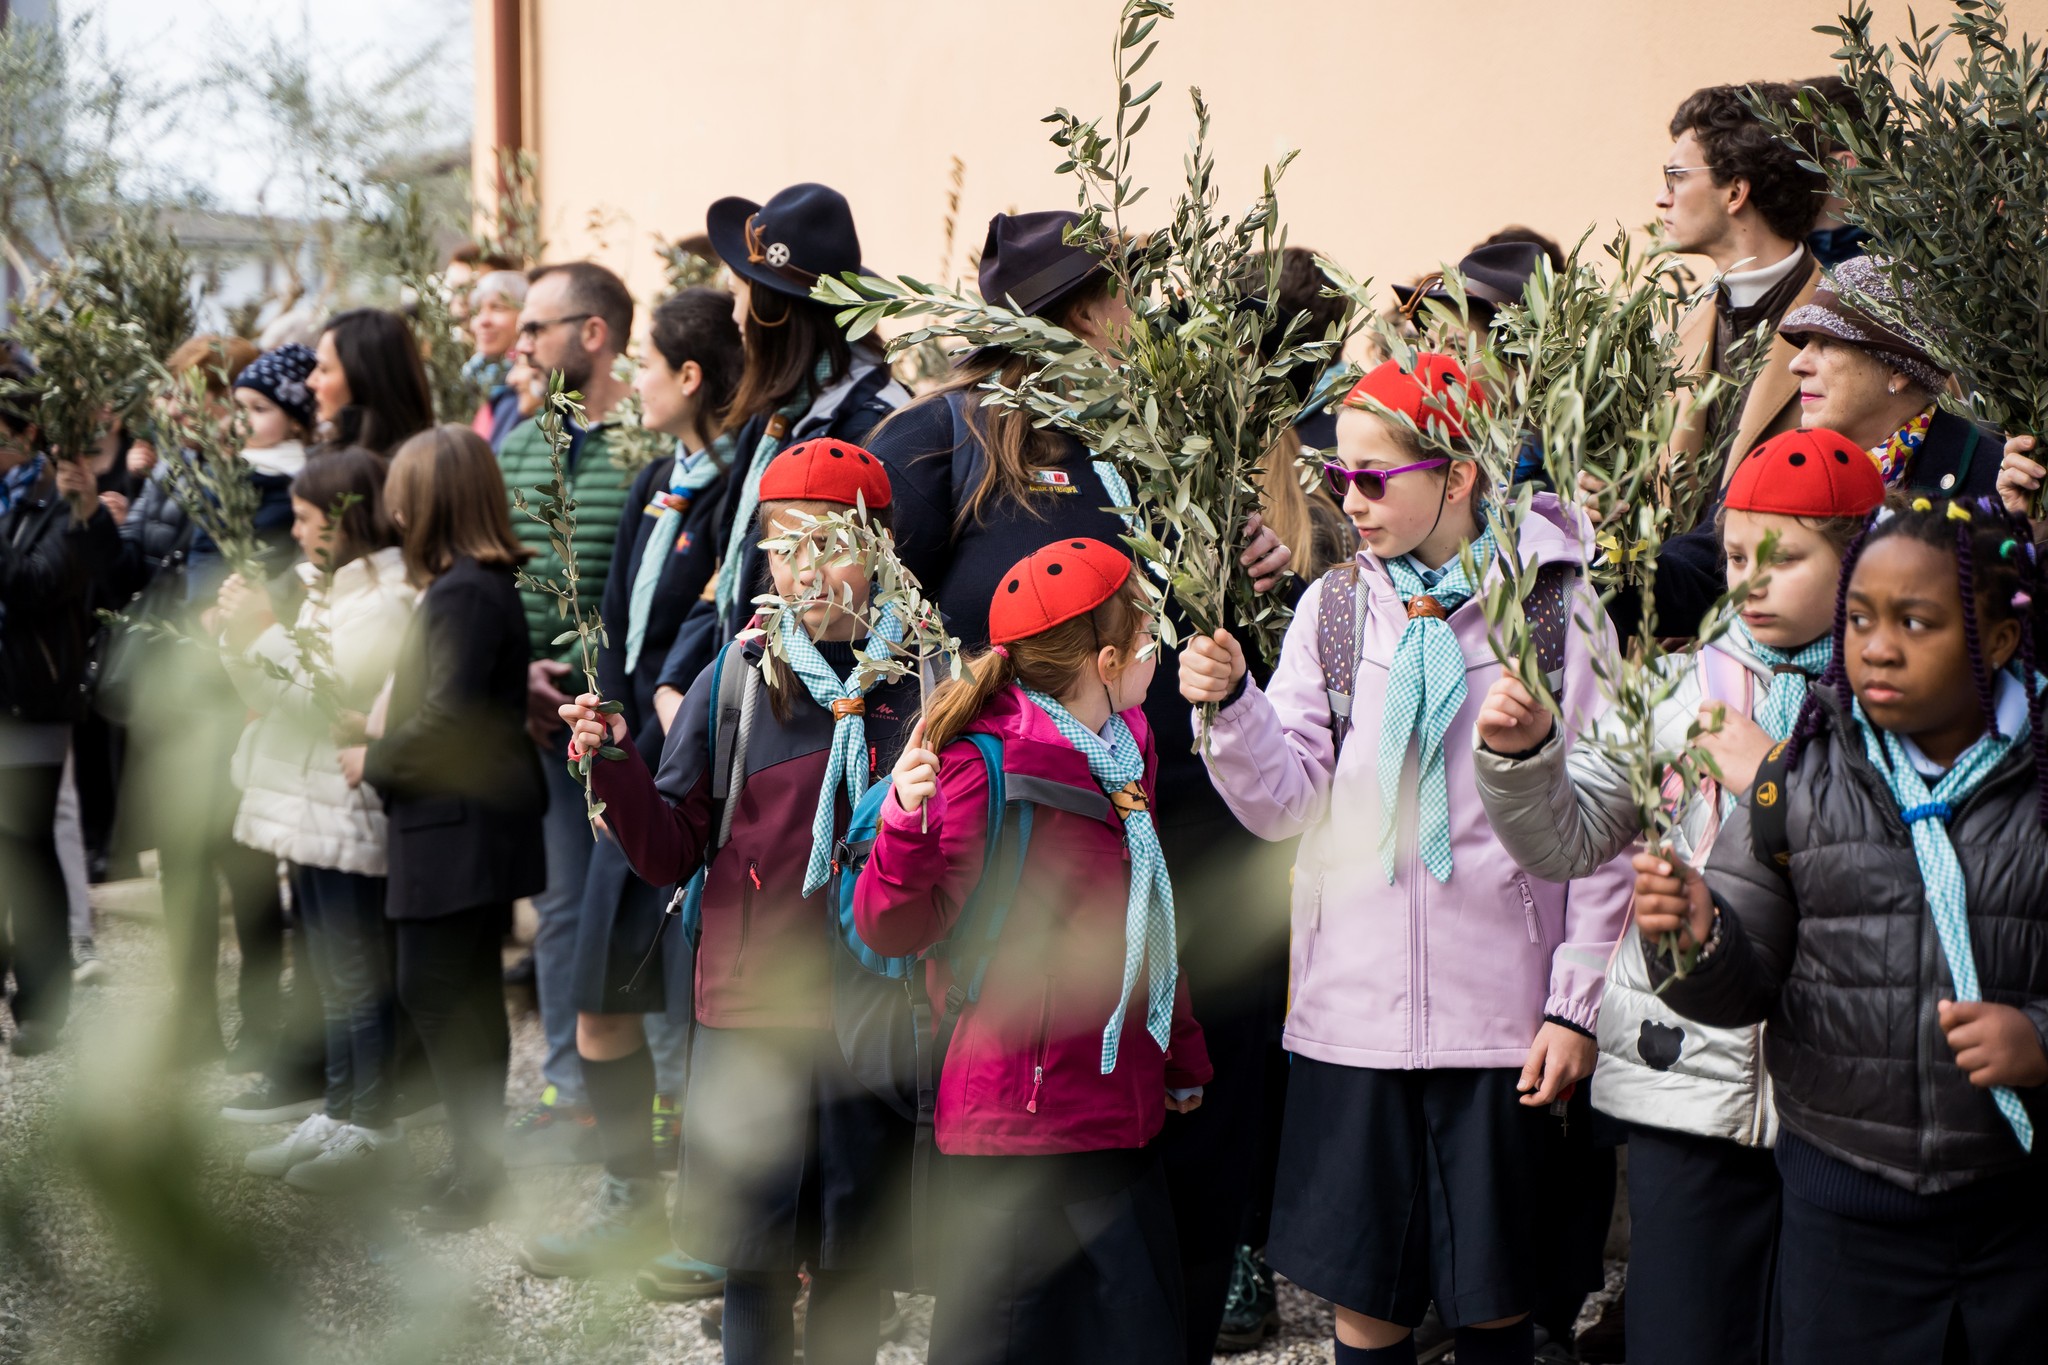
[484,0,2048,315]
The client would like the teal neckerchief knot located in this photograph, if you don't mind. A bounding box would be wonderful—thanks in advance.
[1854,689,2033,1153]
[1732,621,1832,744]
[714,354,836,623]
[1376,530,1495,884]
[625,437,729,673]
[780,603,904,897]
[1023,688,1176,1074]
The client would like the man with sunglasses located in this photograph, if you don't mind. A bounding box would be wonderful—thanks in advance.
[496,260,639,1166]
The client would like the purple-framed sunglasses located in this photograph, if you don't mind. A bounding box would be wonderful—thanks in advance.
[1321,458,1449,502]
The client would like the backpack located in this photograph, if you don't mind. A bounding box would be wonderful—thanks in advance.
[1317,557,1578,756]
[660,636,768,951]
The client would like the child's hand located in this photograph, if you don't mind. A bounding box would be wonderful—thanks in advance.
[1179,629,1245,705]
[891,718,941,815]
[337,745,367,789]
[1518,1022,1594,1107]
[1996,434,2042,519]
[1632,850,1714,952]
[559,693,626,759]
[1938,1000,2048,1090]
[1476,675,1554,756]
[1164,1089,1204,1115]
[1695,703,1774,797]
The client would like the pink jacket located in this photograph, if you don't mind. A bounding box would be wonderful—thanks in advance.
[855,686,1212,1157]
[1199,505,1634,1071]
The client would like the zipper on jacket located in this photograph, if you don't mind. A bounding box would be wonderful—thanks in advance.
[732,861,761,977]
[1517,878,1541,944]
[1026,977,1054,1114]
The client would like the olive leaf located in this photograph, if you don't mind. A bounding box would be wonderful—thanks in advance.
[0,258,155,484]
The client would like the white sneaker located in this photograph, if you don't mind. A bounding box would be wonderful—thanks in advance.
[284,1123,414,1195]
[245,1112,346,1178]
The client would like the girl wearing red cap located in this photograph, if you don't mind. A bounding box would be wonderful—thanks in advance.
[1474,427,1884,1365]
[1637,496,2048,1363]
[1179,355,1634,1365]
[560,438,918,1365]
[854,538,1212,1365]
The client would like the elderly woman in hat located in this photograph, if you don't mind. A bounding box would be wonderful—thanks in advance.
[1777,253,2002,499]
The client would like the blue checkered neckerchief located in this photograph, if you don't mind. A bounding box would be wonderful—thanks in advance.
[1855,678,2033,1153]
[624,437,729,673]
[779,603,904,897]
[1022,688,1176,1074]
[1733,622,1832,744]
[0,455,46,518]
[1377,530,1494,883]
[713,355,836,623]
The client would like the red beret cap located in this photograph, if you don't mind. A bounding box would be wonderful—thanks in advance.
[1343,352,1477,440]
[1724,428,1884,520]
[988,538,1134,646]
[757,437,893,510]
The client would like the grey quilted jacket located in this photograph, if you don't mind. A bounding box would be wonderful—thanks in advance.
[1658,690,2048,1195]
[1473,639,1778,1145]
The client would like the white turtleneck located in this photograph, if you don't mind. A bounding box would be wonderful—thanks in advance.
[1721,247,1806,310]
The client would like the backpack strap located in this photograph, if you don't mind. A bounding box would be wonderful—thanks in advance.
[1747,738,1795,882]
[709,640,762,852]
[1317,563,1363,754]
[1526,561,1578,702]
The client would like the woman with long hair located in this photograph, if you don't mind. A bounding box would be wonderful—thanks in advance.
[308,309,436,457]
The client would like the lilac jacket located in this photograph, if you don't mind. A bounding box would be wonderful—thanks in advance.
[1199,504,1635,1070]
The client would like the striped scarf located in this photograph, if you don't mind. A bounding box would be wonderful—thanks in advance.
[779,604,904,897]
[624,438,728,673]
[1855,696,2033,1153]
[713,355,836,623]
[1869,405,1935,487]
[1377,531,1494,883]
[1023,689,1176,1073]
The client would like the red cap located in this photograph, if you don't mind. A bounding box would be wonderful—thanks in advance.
[1724,428,1884,520]
[988,538,1134,645]
[757,437,893,510]
[1343,352,1477,440]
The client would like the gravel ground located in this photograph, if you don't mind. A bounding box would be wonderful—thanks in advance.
[2,884,1616,1364]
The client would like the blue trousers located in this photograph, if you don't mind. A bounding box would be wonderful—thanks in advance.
[292,864,397,1128]
[533,743,594,1103]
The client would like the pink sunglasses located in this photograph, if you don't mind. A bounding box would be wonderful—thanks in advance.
[1321,458,1449,502]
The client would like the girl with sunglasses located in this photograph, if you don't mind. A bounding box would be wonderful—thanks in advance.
[1179,353,1634,1365]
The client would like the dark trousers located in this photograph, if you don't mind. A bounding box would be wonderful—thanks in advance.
[1530,1085,1616,1340]
[1775,1180,2048,1365]
[1624,1125,1779,1365]
[160,833,287,1060]
[72,710,122,872]
[293,865,397,1129]
[0,761,70,1029]
[395,903,511,1182]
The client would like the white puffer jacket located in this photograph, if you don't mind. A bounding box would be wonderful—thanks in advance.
[1471,635,1782,1147]
[228,546,416,875]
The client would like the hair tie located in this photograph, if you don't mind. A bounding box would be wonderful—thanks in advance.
[1910,497,1934,513]
[2015,591,2034,610]
[1946,502,1973,523]
[2001,538,2021,559]
[989,644,1011,659]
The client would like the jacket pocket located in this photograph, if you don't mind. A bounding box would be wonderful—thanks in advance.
[1516,876,1542,944]
[1026,977,1054,1114]
[1292,875,1327,1003]
[732,860,760,977]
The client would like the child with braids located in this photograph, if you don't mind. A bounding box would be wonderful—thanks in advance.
[855,538,1210,1365]
[559,438,918,1365]
[1472,428,1884,1365]
[1639,496,2048,1365]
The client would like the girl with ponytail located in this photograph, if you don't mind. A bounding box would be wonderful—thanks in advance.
[855,539,1212,1365]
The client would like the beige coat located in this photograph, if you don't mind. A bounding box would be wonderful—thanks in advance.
[1669,254,1822,485]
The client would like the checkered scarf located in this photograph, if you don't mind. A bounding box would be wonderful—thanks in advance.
[779,603,904,897]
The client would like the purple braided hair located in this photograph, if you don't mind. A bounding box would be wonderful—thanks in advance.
[1783,521,1872,774]
[1954,519,2001,741]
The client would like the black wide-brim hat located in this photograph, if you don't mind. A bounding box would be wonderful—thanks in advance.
[707,183,865,301]
[1393,240,1549,319]
[979,210,1108,318]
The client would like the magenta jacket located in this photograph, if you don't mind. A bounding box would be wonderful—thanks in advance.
[854,686,1213,1157]
[1199,501,1635,1071]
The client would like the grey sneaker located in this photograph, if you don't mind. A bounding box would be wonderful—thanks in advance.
[246,1112,347,1178]
[284,1123,414,1195]
[71,937,109,986]
[503,1087,600,1168]
[518,1172,669,1278]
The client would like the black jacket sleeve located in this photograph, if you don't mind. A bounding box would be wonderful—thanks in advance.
[866,398,961,598]
[364,577,520,799]
[1650,800,1802,1028]
[598,461,662,717]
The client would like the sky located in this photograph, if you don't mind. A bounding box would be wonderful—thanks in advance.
[63,0,473,216]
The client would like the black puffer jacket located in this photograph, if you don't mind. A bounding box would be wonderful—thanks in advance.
[108,464,192,603]
[1659,691,2048,1195]
[1,471,120,724]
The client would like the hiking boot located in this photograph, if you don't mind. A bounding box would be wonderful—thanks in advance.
[504,1086,600,1167]
[1215,1244,1278,1353]
[285,1123,415,1195]
[246,1111,347,1178]
[637,1251,726,1302]
[220,1077,323,1126]
[520,1173,669,1278]
[651,1091,681,1172]
[415,1172,507,1233]
[70,937,109,986]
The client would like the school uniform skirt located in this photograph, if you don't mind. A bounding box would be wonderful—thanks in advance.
[569,831,683,1015]
[926,1148,1185,1365]
[676,1024,911,1275]
[1267,1061,1545,1329]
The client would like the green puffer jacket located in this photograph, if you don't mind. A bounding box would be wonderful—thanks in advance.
[498,419,635,664]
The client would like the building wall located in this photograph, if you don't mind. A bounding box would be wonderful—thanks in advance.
[482,0,2048,315]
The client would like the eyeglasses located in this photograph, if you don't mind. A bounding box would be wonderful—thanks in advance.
[516,313,595,340]
[1322,458,1448,502]
[1661,165,1713,193]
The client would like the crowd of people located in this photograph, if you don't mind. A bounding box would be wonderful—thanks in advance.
[2,67,2047,1365]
